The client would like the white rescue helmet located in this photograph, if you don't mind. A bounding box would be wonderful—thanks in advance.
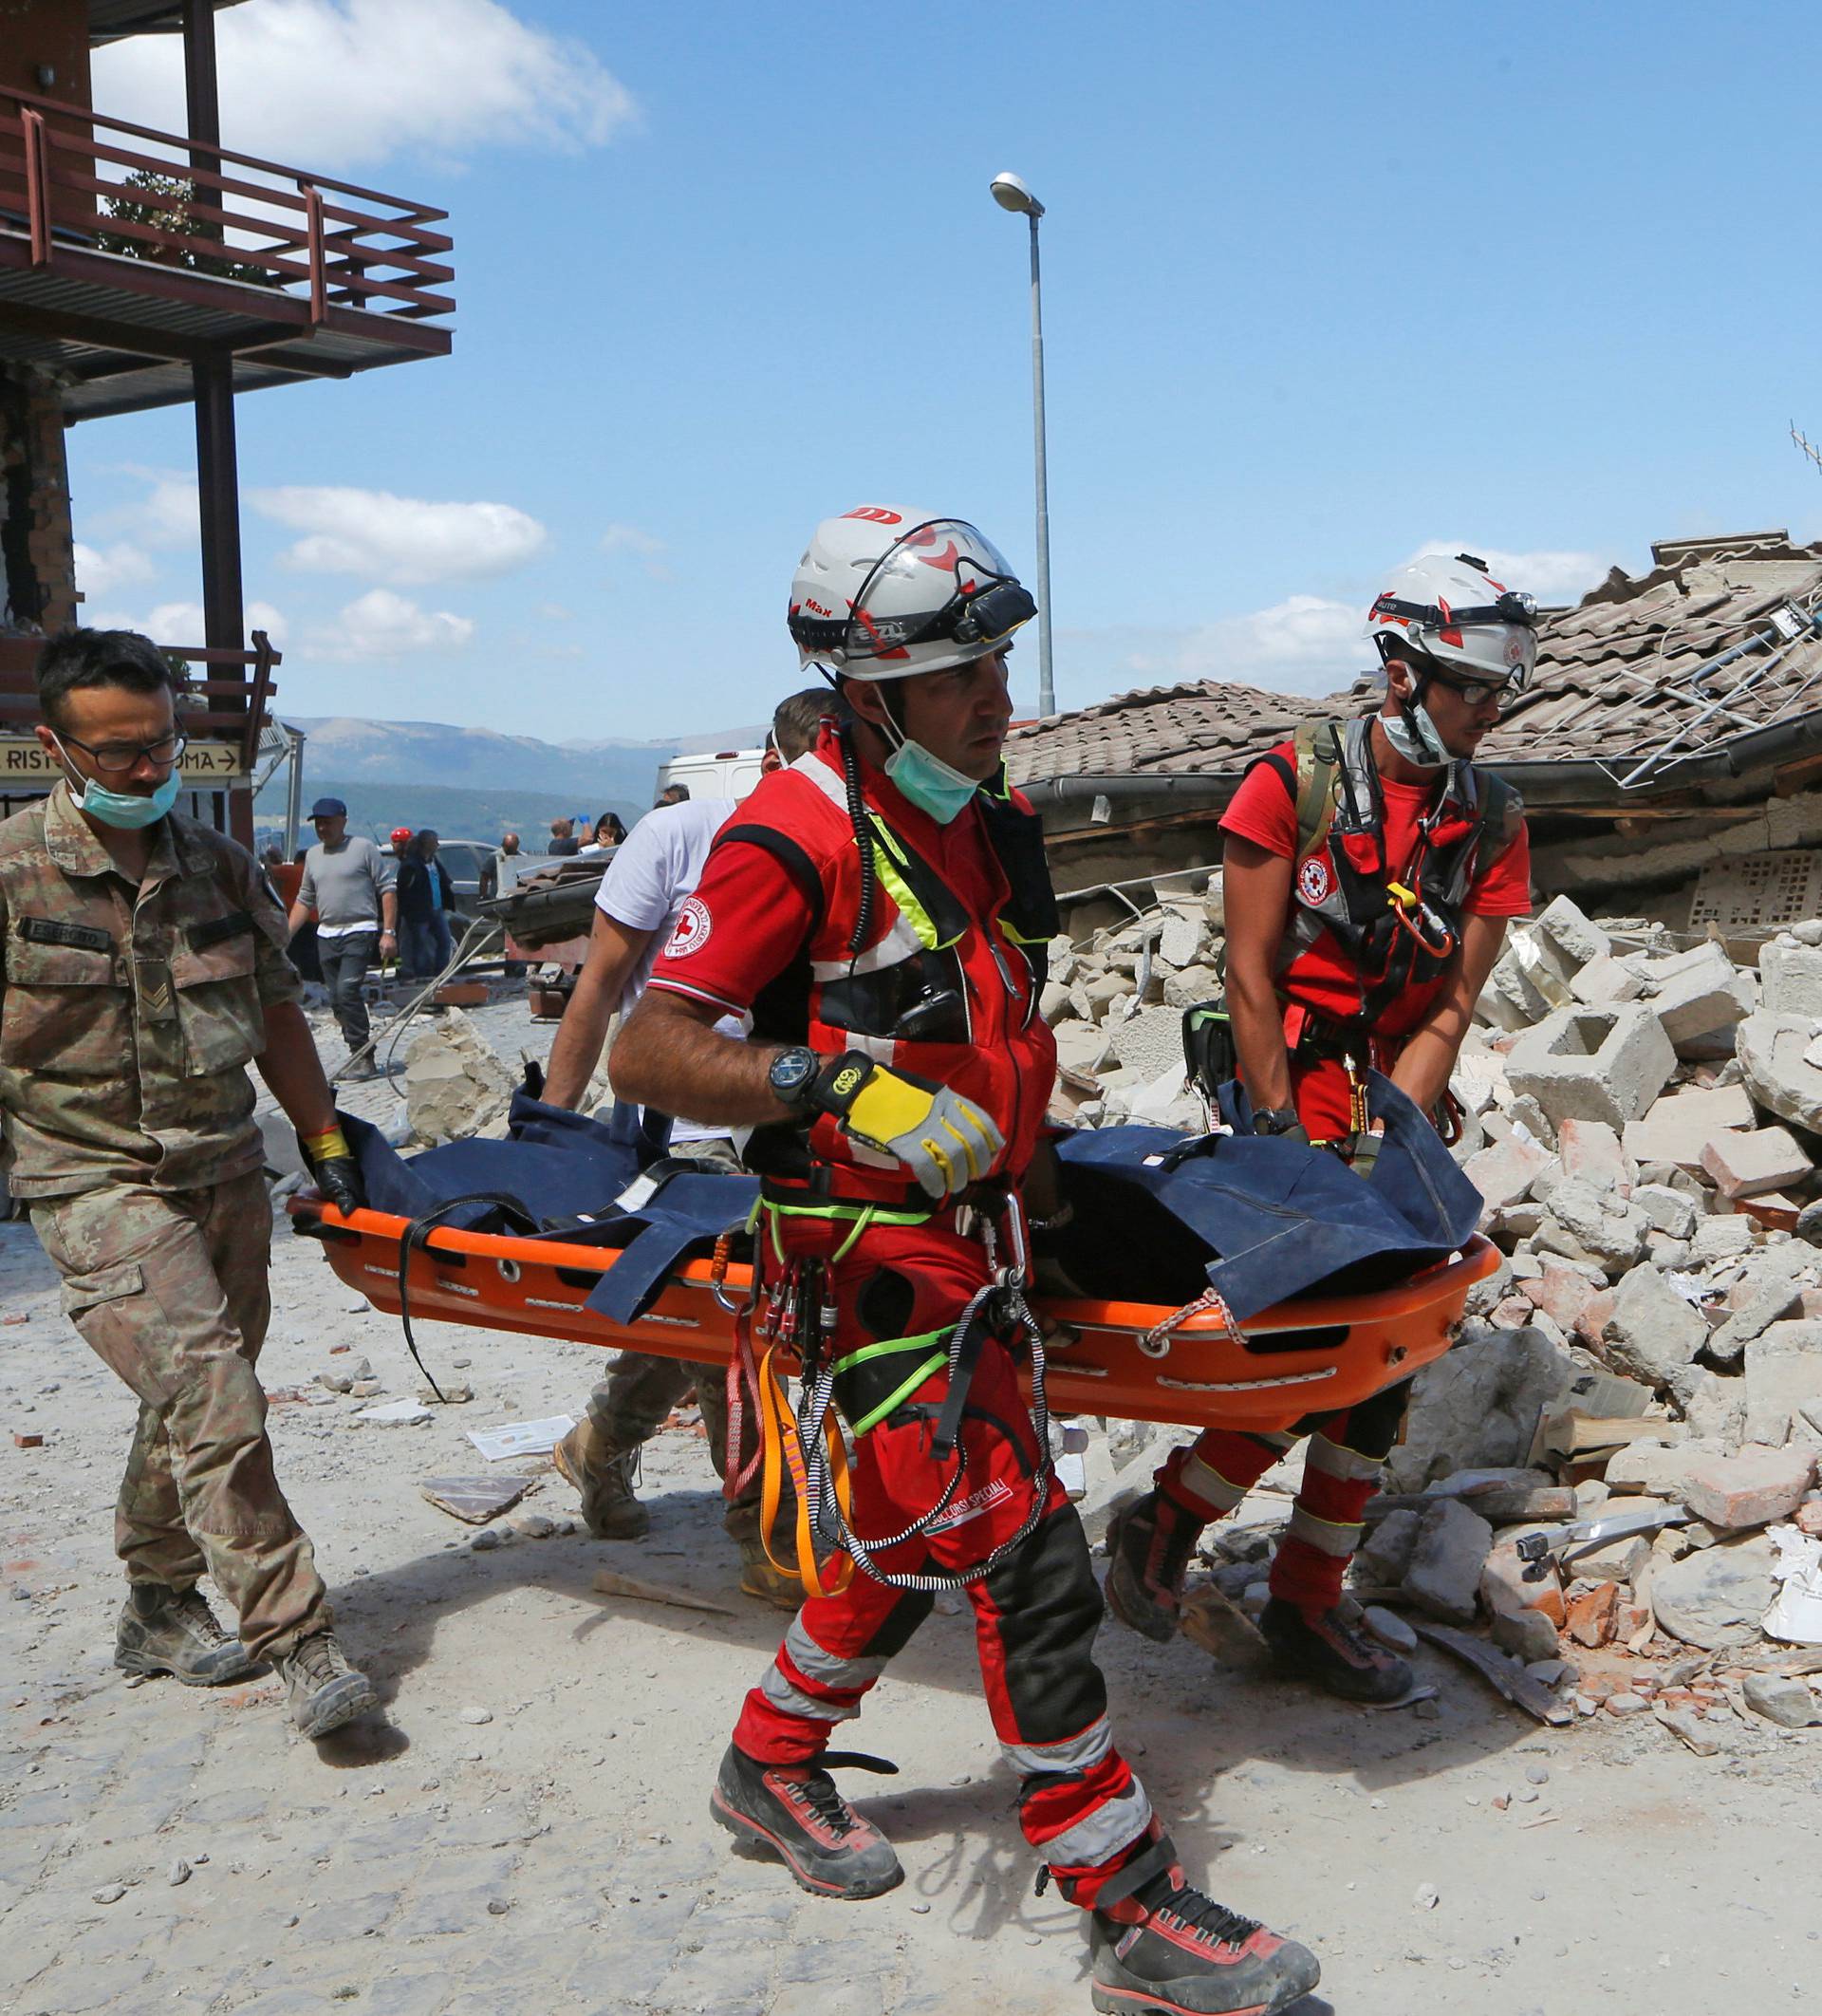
[788,506,1036,681]
[1368,551,1540,692]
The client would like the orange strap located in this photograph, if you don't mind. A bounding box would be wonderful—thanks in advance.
[757,1342,853,1600]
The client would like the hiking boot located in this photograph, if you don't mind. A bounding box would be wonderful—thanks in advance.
[1259,1596,1413,1704]
[273,1632,377,1738]
[115,1583,256,1688]
[1087,1835,1320,2016]
[1105,1490,1202,1644]
[709,1743,902,1900]
[738,1539,805,1612]
[552,1419,649,1540]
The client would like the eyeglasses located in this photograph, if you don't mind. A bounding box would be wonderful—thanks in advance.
[1425,668,1519,710]
[55,730,188,775]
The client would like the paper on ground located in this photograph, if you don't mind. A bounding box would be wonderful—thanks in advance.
[467,1414,575,1462]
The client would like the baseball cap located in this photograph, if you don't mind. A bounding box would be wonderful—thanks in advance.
[309,796,347,819]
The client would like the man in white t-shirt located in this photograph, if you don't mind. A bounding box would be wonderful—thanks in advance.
[545,691,831,1606]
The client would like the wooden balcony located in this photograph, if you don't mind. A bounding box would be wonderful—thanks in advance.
[0,84,453,419]
[0,627,278,777]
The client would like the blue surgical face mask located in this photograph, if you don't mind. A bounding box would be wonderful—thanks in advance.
[54,741,181,830]
[884,737,980,824]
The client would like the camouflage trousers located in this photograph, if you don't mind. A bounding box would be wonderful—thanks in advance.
[586,1351,771,1542]
[31,1168,331,1661]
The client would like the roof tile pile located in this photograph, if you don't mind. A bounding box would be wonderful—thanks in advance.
[1009,532,1822,787]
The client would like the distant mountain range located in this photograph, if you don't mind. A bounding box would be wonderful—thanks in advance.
[254,714,767,845]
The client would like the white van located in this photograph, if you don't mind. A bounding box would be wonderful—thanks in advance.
[654,746,767,802]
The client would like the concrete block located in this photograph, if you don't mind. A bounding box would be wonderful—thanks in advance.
[1461,1135,1557,1219]
[1681,1445,1816,1529]
[1743,1322,1822,1447]
[1385,1324,1578,1492]
[1604,1440,1707,1497]
[1109,1003,1187,1080]
[1651,1534,1778,1650]
[1689,1214,1757,1265]
[1402,1498,1495,1623]
[1707,1278,1805,1371]
[1631,1183,1699,1241]
[1571,953,1644,1006]
[1634,943,1754,1049]
[1534,893,1610,970]
[1506,1004,1676,1134]
[1737,1011,1822,1134]
[1537,1177,1648,1269]
[1600,1264,1708,1387]
[1622,1084,1757,1170]
[1492,1605,1562,1661]
[1759,938,1822,1019]
[1700,1125,1812,1201]
[1556,1117,1632,1197]
[1519,1260,1600,1332]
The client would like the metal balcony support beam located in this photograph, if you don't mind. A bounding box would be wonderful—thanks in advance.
[182,0,222,172]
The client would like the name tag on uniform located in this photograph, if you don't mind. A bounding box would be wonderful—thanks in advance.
[187,910,253,951]
[19,917,114,954]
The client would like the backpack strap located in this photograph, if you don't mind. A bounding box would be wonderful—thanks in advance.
[1292,719,1347,864]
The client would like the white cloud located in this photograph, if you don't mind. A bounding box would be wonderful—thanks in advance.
[73,541,155,599]
[533,601,575,623]
[251,486,546,585]
[601,521,671,582]
[1406,541,1613,606]
[1059,544,1617,703]
[93,469,200,551]
[311,588,474,660]
[82,599,288,649]
[91,0,637,173]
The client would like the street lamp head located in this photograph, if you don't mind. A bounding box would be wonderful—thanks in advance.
[990,170,1044,218]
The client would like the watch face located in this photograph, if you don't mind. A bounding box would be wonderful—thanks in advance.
[771,1049,815,1095]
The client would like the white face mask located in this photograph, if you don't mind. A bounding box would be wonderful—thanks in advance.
[1382,699,1452,770]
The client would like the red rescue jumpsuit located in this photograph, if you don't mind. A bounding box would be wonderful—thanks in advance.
[1156,727,1533,1612]
[647,729,1156,1900]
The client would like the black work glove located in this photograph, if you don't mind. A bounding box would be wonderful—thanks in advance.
[298,1120,366,1216]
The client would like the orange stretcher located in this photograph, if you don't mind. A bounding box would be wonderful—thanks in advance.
[288,1201,1499,1433]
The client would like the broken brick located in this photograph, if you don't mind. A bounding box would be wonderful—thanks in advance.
[1565,1578,1622,1648]
[1682,1446,1816,1530]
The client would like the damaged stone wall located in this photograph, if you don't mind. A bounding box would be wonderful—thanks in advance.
[0,365,77,637]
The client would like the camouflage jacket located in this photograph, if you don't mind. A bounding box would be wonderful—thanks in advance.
[0,785,303,1198]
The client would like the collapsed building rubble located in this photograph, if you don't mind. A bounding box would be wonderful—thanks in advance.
[1050,877,1822,1731]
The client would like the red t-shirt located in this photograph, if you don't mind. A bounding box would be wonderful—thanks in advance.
[646,762,1016,1022]
[1219,737,1531,1043]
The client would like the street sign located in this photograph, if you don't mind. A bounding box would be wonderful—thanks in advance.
[0,737,247,785]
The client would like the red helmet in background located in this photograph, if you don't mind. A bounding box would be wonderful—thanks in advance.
[390,827,413,848]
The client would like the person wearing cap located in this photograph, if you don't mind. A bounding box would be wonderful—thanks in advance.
[287,798,396,1075]
[1106,551,1536,1704]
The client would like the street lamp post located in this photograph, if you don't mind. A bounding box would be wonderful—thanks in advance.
[990,171,1054,719]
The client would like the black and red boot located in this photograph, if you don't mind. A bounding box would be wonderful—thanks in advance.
[710,1743,903,1900]
[1259,1596,1412,1704]
[1105,1489,1203,1643]
[1080,1832,1320,2016]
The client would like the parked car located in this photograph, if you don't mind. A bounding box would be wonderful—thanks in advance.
[432,839,497,924]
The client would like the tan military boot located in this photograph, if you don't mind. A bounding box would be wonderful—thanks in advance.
[116,1583,257,1688]
[273,1632,377,1739]
[552,1419,649,1539]
[738,1539,805,1612]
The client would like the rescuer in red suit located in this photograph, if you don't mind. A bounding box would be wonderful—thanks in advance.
[609,506,1320,2016]
[1106,551,1536,1704]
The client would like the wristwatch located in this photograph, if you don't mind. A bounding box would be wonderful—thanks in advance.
[767,1045,822,1111]
[1252,1105,1303,1137]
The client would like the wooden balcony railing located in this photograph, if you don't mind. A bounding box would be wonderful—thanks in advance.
[0,84,453,326]
[0,630,280,773]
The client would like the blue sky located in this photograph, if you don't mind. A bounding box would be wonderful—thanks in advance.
[70,0,1822,740]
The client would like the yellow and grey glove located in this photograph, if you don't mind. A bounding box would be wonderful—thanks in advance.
[808,1051,1005,1201]
[298,1120,365,1217]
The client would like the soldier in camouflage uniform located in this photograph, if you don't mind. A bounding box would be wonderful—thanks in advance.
[0,629,376,1743]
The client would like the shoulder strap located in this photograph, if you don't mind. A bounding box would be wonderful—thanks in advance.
[1472,770,1523,864]
[1292,719,1346,863]
[714,822,827,940]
